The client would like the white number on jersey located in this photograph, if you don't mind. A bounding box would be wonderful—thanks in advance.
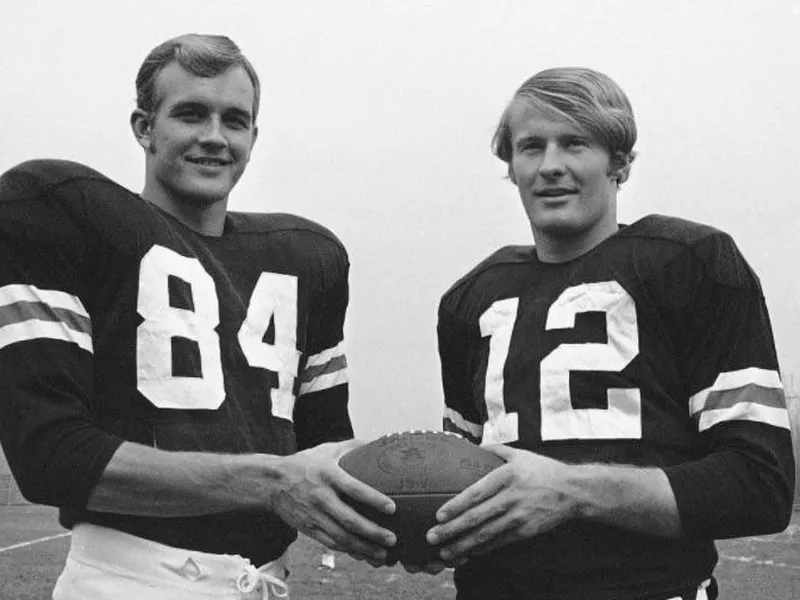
[238,272,300,420]
[137,245,299,416]
[480,281,641,444]
[479,297,521,444]
[540,281,641,441]
[137,246,224,410]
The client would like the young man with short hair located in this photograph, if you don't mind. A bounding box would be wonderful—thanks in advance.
[429,67,794,599]
[0,34,395,599]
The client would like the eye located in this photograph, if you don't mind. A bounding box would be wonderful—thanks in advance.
[564,137,589,149]
[517,139,544,154]
[224,115,250,129]
[174,107,204,122]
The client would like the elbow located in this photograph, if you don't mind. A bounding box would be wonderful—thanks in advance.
[750,469,795,535]
[760,500,793,535]
[733,437,796,535]
[10,470,59,507]
[772,455,797,533]
[3,449,42,504]
[775,507,794,533]
[772,478,795,533]
[10,448,94,509]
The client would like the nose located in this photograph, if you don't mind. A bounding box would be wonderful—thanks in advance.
[199,116,227,149]
[538,144,566,179]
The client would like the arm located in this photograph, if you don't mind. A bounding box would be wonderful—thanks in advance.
[88,443,279,515]
[293,243,353,450]
[665,233,795,537]
[437,302,484,443]
[429,411,793,561]
[569,461,681,536]
[427,447,680,561]
[0,357,396,562]
[88,439,396,561]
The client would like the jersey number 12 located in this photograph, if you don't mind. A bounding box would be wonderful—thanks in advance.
[480,281,642,444]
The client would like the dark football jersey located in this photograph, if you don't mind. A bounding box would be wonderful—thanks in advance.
[0,159,353,564]
[438,215,794,599]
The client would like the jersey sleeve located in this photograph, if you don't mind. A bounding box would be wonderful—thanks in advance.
[664,232,795,538]
[438,296,484,444]
[292,240,353,450]
[0,161,123,508]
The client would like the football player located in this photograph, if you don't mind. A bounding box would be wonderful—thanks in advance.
[0,34,396,599]
[426,67,795,599]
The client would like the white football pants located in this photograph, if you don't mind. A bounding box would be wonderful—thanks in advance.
[52,523,289,600]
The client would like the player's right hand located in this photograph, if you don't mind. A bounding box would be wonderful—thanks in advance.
[427,445,577,562]
[267,439,397,565]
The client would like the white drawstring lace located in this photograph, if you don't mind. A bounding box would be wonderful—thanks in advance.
[236,563,289,599]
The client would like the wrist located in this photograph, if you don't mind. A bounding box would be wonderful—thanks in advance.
[564,463,681,537]
[245,453,288,512]
[211,452,288,512]
[563,462,598,521]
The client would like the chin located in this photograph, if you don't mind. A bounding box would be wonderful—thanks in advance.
[533,213,586,238]
[176,182,232,206]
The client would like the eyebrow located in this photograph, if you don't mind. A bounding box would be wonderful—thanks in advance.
[225,107,253,123]
[169,101,205,112]
[168,101,253,122]
[513,134,544,149]
[514,132,590,147]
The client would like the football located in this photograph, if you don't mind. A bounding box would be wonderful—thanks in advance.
[339,430,505,564]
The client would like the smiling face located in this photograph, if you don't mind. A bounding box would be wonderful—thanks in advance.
[132,62,258,228]
[507,101,622,262]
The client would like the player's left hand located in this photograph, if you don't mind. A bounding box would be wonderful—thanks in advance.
[425,445,578,561]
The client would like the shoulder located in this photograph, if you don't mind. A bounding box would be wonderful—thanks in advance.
[620,214,723,246]
[440,245,535,312]
[228,211,348,260]
[227,212,350,291]
[228,211,343,244]
[0,159,138,221]
[0,159,120,199]
[0,159,143,243]
[621,214,757,289]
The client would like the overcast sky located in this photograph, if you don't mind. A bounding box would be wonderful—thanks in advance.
[1,0,798,438]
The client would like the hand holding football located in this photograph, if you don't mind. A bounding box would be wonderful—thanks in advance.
[338,430,505,564]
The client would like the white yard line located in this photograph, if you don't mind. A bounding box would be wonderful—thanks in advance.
[720,553,800,571]
[737,524,800,543]
[0,532,71,554]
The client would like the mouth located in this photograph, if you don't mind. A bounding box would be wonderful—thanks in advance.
[534,188,578,198]
[186,157,231,168]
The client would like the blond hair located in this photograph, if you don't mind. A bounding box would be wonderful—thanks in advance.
[492,67,637,183]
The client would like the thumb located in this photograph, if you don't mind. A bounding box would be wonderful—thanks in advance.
[481,443,517,461]
[332,438,367,458]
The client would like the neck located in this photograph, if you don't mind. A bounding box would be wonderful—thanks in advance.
[534,220,619,264]
[140,184,228,237]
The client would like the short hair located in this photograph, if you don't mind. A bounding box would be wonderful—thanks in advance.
[491,67,637,180]
[135,34,261,122]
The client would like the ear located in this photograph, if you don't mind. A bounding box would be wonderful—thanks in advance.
[250,125,259,151]
[609,151,634,185]
[240,125,259,165]
[507,162,517,185]
[613,163,631,185]
[130,109,153,151]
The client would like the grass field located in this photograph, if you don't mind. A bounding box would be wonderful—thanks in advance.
[1,505,798,599]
